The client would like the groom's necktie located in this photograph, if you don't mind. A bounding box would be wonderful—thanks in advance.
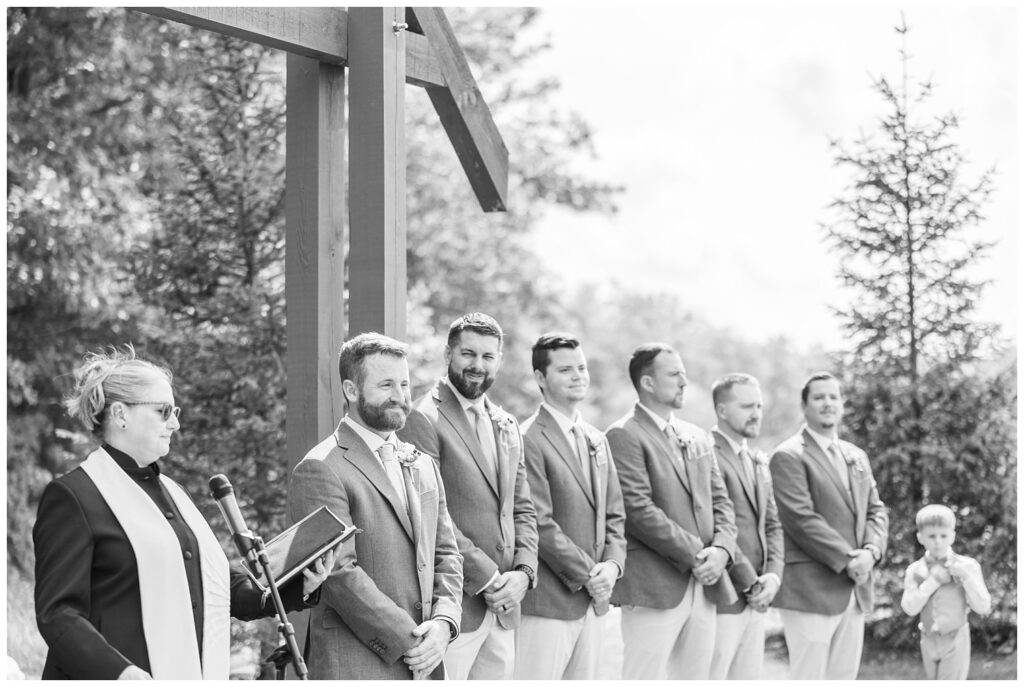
[378,443,408,508]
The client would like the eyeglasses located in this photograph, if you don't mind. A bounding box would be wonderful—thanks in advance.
[124,402,181,422]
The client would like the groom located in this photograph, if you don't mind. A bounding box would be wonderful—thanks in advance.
[288,333,463,679]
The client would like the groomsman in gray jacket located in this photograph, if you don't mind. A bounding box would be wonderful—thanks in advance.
[770,371,889,679]
[606,342,738,680]
[515,333,627,680]
[399,313,539,680]
[708,373,784,679]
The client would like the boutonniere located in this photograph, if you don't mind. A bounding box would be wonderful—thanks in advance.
[396,441,423,469]
[844,449,867,475]
[488,405,519,448]
[753,450,771,470]
[673,427,700,461]
[585,428,608,465]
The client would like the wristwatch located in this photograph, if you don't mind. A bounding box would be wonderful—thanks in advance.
[514,564,536,588]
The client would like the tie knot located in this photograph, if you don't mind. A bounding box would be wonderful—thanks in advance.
[571,423,585,438]
[379,443,396,462]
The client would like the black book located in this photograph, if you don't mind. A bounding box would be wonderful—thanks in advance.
[242,506,359,592]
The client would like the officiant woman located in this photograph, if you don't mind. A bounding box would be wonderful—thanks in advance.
[32,345,335,680]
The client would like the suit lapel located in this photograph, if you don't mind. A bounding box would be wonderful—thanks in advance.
[713,431,756,511]
[335,423,414,541]
[587,425,607,548]
[802,429,854,512]
[537,407,595,508]
[435,382,499,498]
[485,398,510,508]
[843,444,868,539]
[634,405,690,495]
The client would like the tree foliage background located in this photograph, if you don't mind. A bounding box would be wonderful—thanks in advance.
[7,7,1012,677]
[823,19,1016,651]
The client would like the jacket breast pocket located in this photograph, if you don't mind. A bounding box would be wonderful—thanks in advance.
[320,606,345,629]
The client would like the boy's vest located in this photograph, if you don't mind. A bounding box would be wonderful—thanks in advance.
[912,553,970,634]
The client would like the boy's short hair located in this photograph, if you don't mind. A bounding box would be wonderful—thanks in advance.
[915,504,956,530]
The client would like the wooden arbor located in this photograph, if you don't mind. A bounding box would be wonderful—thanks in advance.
[137,7,508,464]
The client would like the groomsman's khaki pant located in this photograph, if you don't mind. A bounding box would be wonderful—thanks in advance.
[620,578,717,680]
[710,605,767,679]
[513,606,606,679]
[778,592,864,680]
[443,609,515,680]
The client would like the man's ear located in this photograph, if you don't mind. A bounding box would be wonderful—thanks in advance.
[533,369,547,394]
[342,379,359,403]
[640,374,655,395]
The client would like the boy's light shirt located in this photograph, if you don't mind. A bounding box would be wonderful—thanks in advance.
[899,549,992,620]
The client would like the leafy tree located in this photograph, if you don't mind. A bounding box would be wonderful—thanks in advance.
[6,7,188,572]
[822,17,1015,649]
[403,7,621,414]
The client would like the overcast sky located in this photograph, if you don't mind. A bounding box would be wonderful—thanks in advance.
[524,4,1017,350]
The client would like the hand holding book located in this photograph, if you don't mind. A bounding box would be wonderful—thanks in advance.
[242,506,360,594]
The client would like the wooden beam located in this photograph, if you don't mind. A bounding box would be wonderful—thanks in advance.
[285,54,347,468]
[138,7,349,64]
[404,31,445,88]
[347,7,407,340]
[412,7,509,212]
[134,7,446,87]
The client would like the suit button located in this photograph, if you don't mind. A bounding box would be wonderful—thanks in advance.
[496,543,504,552]
[183,551,193,560]
[415,601,423,610]
[418,563,426,571]
[164,511,174,519]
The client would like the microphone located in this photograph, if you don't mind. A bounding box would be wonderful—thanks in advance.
[209,474,258,565]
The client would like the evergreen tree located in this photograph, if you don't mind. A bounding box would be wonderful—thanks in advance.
[823,17,1015,648]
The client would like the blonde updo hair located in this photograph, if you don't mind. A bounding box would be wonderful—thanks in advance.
[64,344,173,436]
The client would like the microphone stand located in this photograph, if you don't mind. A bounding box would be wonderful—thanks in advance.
[238,531,308,680]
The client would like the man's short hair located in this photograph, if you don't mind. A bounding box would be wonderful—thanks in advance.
[916,504,957,531]
[711,373,760,407]
[801,371,840,404]
[628,342,676,391]
[447,312,503,349]
[338,332,408,386]
[532,332,581,374]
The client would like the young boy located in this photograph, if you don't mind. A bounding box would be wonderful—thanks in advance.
[900,504,992,680]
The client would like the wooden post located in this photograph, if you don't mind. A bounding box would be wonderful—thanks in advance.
[286,55,347,466]
[347,7,407,340]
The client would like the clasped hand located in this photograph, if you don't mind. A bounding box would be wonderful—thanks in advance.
[845,549,875,585]
[404,619,450,679]
[745,573,780,612]
[483,570,529,615]
[693,546,728,586]
[584,561,618,602]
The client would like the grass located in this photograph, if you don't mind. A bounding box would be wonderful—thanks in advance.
[858,645,1017,680]
[8,576,1016,681]
[764,630,1017,680]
